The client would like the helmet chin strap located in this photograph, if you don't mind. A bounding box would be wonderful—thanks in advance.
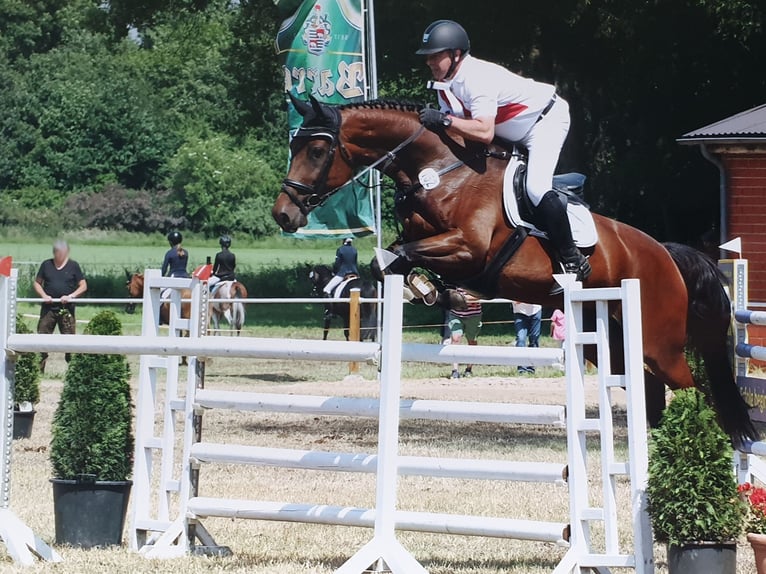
[444,49,463,80]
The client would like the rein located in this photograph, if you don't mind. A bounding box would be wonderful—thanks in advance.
[281,115,426,214]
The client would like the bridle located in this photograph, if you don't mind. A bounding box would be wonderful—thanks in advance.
[280,106,426,216]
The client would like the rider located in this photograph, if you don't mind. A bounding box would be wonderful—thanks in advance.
[415,20,591,282]
[162,231,190,278]
[323,238,359,296]
[209,235,237,292]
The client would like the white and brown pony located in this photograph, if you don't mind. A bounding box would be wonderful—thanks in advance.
[210,281,247,335]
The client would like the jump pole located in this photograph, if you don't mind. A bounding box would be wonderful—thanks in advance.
[348,288,361,374]
[0,268,62,566]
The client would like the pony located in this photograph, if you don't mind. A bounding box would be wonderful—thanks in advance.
[126,272,191,328]
[272,96,756,443]
[210,281,248,336]
[309,264,377,341]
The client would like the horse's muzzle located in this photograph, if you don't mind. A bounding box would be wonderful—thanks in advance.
[272,193,307,233]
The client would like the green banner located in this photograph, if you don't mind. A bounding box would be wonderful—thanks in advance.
[276,0,375,239]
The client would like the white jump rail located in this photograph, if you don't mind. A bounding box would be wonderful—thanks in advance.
[0,268,652,573]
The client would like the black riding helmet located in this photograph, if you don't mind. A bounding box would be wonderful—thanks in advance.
[167,231,183,246]
[415,20,470,55]
[219,234,232,248]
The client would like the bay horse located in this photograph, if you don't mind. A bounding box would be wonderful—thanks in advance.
[210,281,248,335]
[126,272,192,328]
[272,96,756,443]
[309,264,377,341]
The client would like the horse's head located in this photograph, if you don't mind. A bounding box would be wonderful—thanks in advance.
[308,264,332,295]
[126,272,144,298]
[273,95,355,233]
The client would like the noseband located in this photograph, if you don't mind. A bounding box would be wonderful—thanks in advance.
[280,107,426,216]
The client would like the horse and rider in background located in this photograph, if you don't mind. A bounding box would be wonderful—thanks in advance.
[310,260,377,342]
[209,235,247,336]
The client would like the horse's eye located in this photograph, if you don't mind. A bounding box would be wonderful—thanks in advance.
[310,146,324,160]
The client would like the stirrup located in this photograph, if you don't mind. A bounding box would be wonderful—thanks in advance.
[549,254,591,295]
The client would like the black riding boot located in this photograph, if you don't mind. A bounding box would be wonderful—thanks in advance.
[536,190,592,282]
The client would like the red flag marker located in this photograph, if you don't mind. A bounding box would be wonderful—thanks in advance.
[192,264,213,281]
[0,256,12,277]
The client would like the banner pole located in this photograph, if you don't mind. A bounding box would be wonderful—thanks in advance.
[364,0,384,341]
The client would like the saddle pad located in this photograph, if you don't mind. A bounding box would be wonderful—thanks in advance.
[502,157,598,248]
[332,277,356,299]
[212,280,235,298]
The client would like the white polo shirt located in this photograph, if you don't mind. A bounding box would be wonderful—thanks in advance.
[436,55,556,141]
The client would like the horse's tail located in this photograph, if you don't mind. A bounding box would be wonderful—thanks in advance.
[231,283,246,334]
[664,242,757,442]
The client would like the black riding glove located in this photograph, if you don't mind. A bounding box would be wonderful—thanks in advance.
[419,107,452,132]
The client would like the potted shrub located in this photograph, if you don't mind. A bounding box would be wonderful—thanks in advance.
[738,482,766,573]
[13,315,41,439]
[647,388,744,573]
[50,310,133,548]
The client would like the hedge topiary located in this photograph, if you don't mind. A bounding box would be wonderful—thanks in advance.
[647,387,744,545]
[50,310,133,482]
[14,315,40,408]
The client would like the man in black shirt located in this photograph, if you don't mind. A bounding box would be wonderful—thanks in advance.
[34,240,87,371]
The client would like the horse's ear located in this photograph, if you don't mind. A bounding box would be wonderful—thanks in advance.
[288,91,312,117]
[125,269,131,280]
[309,94,324,118]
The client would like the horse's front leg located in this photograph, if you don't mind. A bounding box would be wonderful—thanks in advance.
[323,305,331,341]
[387,229,486,279]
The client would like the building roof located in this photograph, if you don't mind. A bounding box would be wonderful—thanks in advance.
[678,102,766,144]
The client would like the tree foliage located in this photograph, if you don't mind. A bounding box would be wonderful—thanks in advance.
[0,0,763,241]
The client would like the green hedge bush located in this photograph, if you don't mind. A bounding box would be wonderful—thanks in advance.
[50,310,133,481]
[13,315,40,407]
[647,388,744,545]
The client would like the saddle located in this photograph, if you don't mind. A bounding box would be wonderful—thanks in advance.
[493,143,598,248]
[330,275,358,299]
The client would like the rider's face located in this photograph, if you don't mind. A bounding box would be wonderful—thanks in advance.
[425,51,453,81]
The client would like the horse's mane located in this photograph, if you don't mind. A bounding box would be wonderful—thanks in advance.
[338,99,424,113]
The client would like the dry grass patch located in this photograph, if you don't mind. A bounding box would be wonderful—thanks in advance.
[1,354,757,572]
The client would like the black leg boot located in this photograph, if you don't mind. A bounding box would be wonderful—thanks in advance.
[536,191,592,282]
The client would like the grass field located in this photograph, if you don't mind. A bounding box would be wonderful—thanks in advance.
[0,236,356,273]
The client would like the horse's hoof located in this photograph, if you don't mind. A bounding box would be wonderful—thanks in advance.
[439,289,468,311]
[407,273,438,306]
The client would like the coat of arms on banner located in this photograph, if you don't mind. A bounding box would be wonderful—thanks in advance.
[302,4,332,55]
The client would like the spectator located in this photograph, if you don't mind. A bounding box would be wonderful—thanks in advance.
[162,231,190,278]
[550,308,566,370]
[550,308,566,344]
[209,234,236,292]
[34,240,87,373]
[448,288,482,379]
[512,301,542,374]
[324,238,358,296]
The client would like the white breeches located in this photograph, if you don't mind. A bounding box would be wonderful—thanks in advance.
[323,274,343,295]
[498,97,570,207]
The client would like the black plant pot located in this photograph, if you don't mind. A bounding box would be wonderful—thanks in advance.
[51,477,132,548]
[12,410,35,439]
[667,541,737,574]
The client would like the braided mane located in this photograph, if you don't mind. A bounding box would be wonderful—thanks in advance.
[338,99,424,113]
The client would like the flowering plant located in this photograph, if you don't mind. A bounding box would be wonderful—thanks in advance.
[739,482,766,534]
